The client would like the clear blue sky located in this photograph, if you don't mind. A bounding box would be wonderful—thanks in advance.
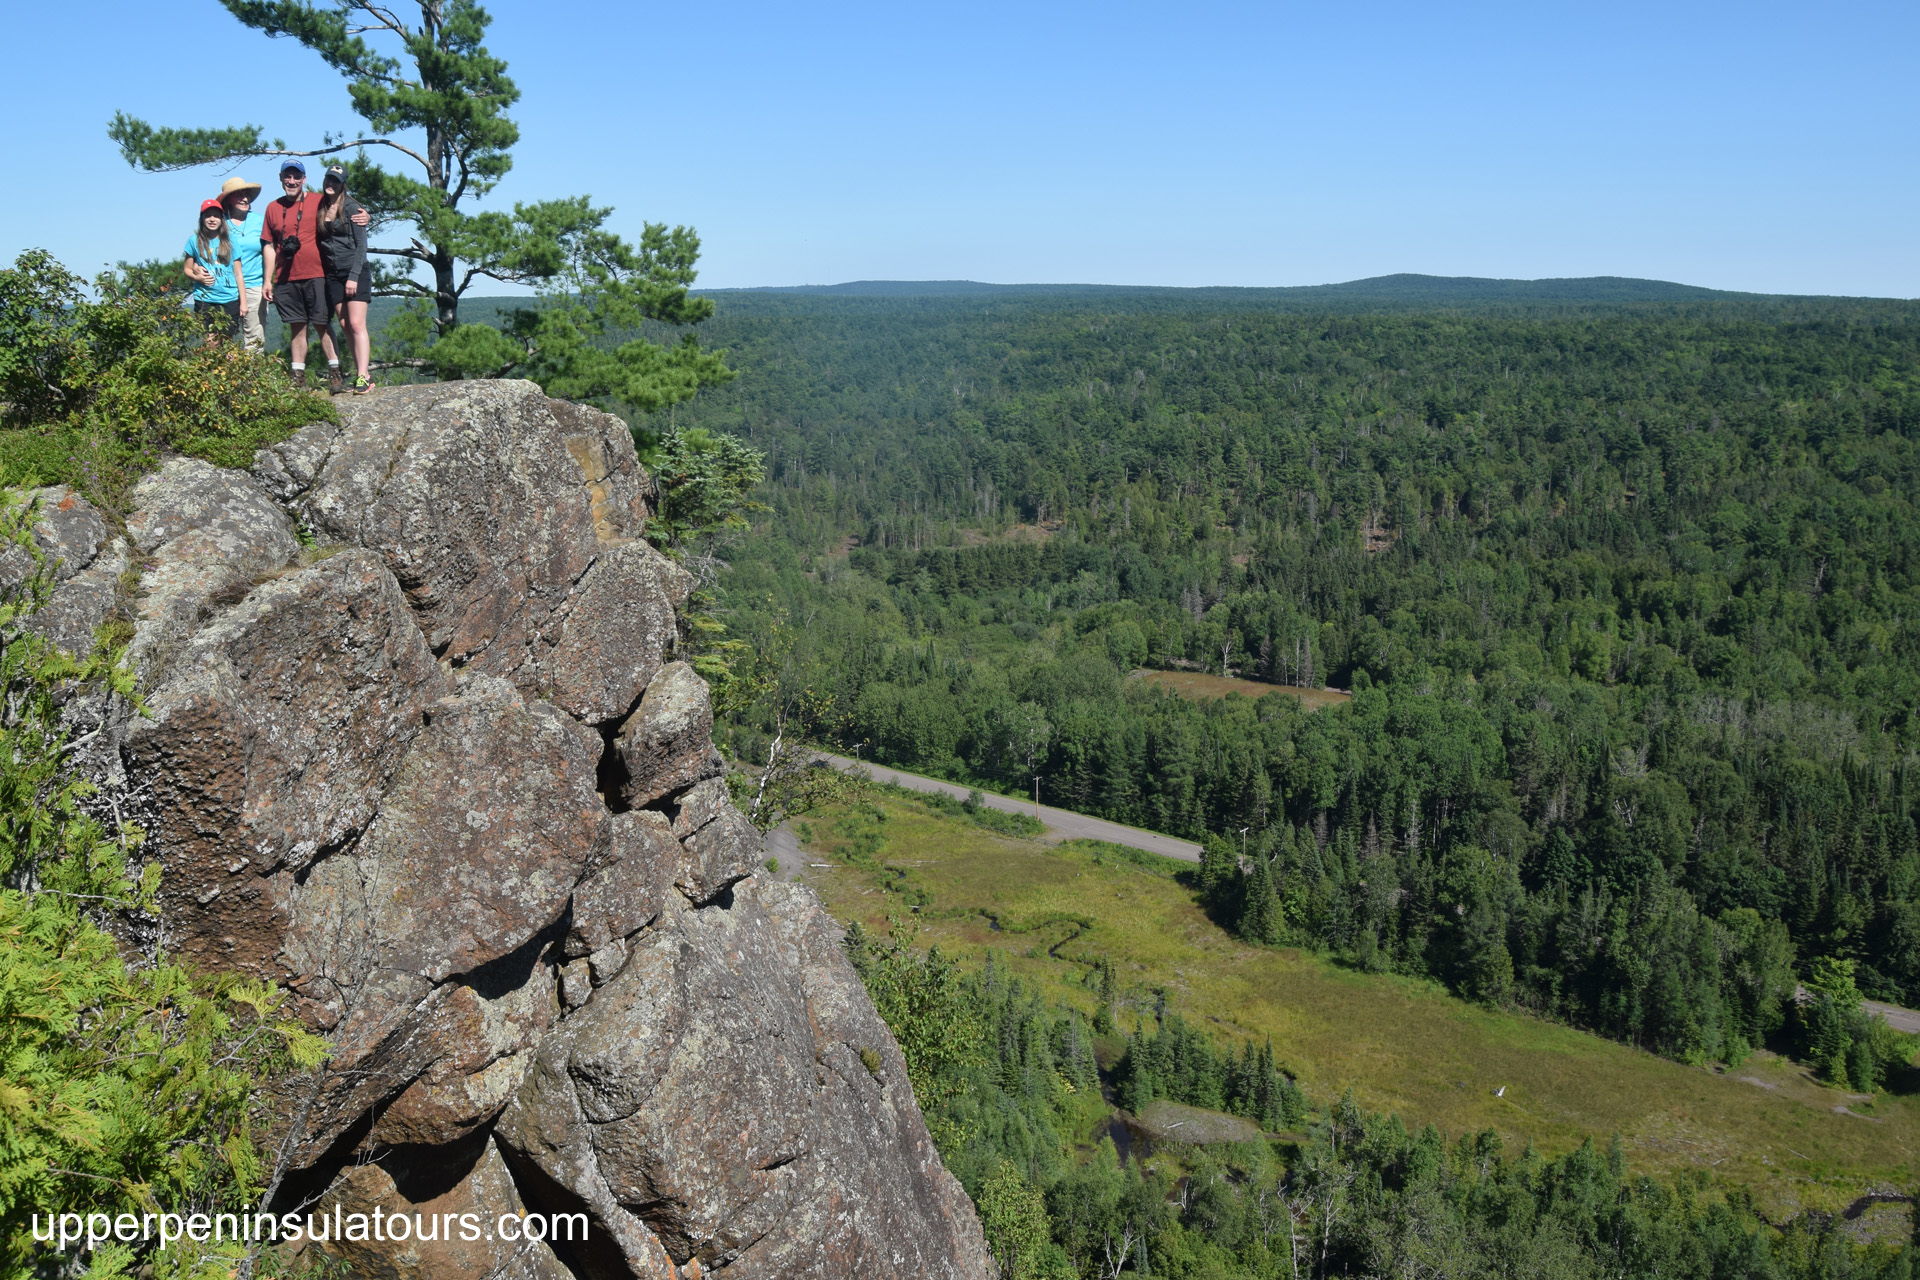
[6,0,1916,296]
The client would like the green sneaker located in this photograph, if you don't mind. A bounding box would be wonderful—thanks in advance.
[350,373,374,395]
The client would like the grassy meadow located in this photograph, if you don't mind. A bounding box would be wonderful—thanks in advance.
[1131,669,1353,711]
[790,789,1920,1217]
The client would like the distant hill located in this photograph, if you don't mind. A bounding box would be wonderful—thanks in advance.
[721,273,1770,305]
[345,273,1901,351]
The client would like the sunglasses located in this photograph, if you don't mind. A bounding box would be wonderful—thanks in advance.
[281,174,305,184]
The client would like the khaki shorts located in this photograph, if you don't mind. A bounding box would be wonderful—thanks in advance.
[239,283,268,351]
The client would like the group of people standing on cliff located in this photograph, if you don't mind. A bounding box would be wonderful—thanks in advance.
[183,159,377,394]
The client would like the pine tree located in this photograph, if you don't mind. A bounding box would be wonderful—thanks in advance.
[1118,1031,1155,1111]
[1241,852,1282,945]
[1093,958,1117,1035]
[108,0,731,406]
[1200,832,1238,895]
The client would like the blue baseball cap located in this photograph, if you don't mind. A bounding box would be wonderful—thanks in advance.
[279,159,307,177]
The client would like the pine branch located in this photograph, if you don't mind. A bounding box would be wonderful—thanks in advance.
[369,245,435,265]
[343,0,409,38]
[263,136,431,171]
[108,113,430,175]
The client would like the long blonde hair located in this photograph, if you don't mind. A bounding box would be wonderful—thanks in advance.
[194,209,233,265]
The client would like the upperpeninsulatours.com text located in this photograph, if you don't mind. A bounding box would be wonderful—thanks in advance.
[34,1205,588,1253]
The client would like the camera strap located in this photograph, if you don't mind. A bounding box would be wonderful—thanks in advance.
[275,192,308,278]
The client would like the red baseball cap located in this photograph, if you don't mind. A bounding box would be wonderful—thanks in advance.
[199,199,225,215]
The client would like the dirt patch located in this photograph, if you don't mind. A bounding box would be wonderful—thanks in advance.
[958,522,1058,547]
[1134,670,1352,711]
[1132,1100,1265,1145]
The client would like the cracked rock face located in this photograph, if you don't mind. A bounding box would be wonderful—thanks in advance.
[257,382,689,723]
[313,1134,574,1280]
[497,882,985,1280]
[67,380,988,1280]
[617,662,724,808]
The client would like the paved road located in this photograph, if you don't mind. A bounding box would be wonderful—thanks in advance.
[816,753,1202,864]
[1866,998,1920,1034]
[1794,985,1920,1035]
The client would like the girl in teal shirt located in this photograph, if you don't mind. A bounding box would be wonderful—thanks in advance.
[182,199,243,340]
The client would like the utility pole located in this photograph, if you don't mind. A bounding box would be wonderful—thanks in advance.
[1033,775,1042,818]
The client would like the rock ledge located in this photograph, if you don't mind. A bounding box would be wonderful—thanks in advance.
[49,382,987,1280]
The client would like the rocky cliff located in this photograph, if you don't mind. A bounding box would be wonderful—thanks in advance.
[35,382,990,1280]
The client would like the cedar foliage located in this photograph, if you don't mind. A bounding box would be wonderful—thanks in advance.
[0,462,326,1278]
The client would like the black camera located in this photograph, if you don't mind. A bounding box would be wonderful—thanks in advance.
[279,235,302,255]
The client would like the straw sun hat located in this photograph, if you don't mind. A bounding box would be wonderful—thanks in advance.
[219,176,263,203]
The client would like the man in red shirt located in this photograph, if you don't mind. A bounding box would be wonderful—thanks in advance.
[262,159,341,390]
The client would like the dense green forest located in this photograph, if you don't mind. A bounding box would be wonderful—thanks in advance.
[849,929,1918,1279]
[665,282,1920,1079]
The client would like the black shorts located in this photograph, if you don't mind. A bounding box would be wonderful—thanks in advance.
[193,298,240,338]
[327,268,374,308]
[273,277,329,326]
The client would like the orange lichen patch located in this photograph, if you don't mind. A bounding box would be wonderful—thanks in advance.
[564,435,627,547]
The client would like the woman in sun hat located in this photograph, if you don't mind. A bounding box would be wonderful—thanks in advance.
[182,199,243,341]
[218,176,267,349]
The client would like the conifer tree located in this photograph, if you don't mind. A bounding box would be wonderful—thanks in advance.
[1199,831,1238,896]
[1117,1030,1154,1112]
[1093,957,1117,1035]
[1240,852,1282,945]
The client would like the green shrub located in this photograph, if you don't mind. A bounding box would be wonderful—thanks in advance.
[0,490,327,1277]
[911,787,1046,838]
[0,249,336,511]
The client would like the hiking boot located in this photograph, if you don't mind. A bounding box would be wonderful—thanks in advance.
[325,366,345,394]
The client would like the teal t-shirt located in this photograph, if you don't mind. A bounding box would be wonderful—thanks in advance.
[183,234,240,304]
[227,206,266,288]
